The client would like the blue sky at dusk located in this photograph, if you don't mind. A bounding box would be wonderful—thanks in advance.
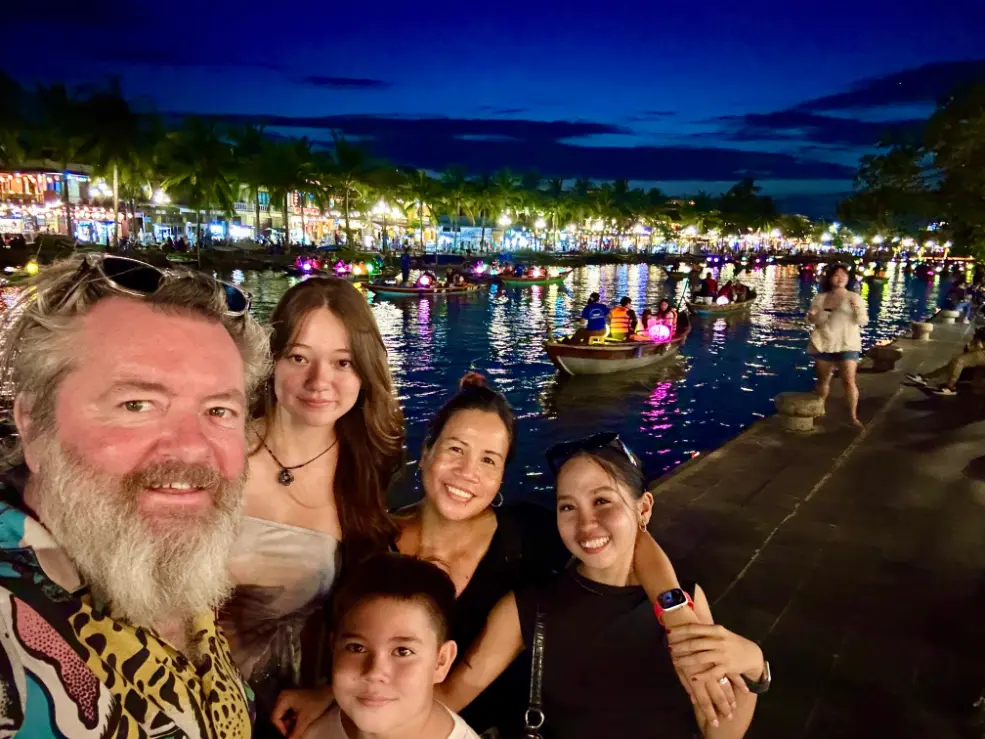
[6,0,985,215]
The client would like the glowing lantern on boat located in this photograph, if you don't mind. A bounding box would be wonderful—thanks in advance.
[716,296,730,305]
[531,267,544,278]
[366,263,375,274]
[648,322,672,342]
[418,274,433,288]
[302,261,313,272]
[474,262,487,275]
[353,264,365,275]
[25,261,39,276]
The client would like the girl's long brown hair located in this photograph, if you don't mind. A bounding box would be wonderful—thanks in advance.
[253,278,403,564]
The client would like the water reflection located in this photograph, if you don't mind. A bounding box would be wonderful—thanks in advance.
[237,264,944,507]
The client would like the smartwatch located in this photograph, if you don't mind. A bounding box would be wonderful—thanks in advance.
[652,588,694,620]
[741,660,771,695]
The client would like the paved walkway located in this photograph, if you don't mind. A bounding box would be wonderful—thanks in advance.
[648,321,985,739]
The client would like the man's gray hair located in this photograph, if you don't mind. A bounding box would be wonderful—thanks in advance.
[0,257,272,467]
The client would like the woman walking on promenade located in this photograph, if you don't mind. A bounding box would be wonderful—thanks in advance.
[808,264,868,428]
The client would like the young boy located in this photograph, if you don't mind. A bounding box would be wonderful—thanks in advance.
[302,554,480,739]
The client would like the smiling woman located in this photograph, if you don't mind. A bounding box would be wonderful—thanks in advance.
[218,277,405,735]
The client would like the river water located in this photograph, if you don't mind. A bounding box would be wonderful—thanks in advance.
[233,262,944,509]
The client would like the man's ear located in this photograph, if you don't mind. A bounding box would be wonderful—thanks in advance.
[433,639,458,684]
[13,395,40,472]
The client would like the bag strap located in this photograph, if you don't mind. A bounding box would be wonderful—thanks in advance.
[524,606,546,737]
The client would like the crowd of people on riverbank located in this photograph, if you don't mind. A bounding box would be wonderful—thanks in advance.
[0,255,769,739]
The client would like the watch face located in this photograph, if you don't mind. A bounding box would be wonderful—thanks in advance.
[657,589,687,610]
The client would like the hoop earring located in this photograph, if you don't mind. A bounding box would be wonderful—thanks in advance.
[492,492,504,508]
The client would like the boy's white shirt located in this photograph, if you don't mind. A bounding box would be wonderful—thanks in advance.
[302,703,481,739]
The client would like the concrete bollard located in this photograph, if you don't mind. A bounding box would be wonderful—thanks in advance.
[866,344,904,372]
[938,310,960,325]
[911,321,934,341]
[774,391,825,432]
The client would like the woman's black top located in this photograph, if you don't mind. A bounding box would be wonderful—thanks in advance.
[454,503,569,737]
[515,569,698,739]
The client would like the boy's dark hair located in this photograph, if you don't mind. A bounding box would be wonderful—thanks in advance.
[332,553,457,642]
[619,296,632,306]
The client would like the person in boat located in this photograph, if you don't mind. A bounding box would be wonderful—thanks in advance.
[697,271,718,299]
[639,308,654,332]
[221,278,405,734]
[807,264,868,429]
[609,297,635,341]
[300,554,481,739]
[733,282,750,303]
[717,281,735,303]
[656,298,678,333]
[432,435,766,738]
[0,256,268,736]
[570,292,609,344]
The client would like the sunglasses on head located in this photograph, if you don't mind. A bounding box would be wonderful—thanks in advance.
[545,432,641,476]
[64,255,251,316]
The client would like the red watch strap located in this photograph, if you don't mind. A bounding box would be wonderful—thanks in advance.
[653,590,695,620]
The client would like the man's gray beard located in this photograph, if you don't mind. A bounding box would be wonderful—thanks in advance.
[34,439,245,629]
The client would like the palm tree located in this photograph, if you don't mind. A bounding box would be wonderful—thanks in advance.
[440,166,469,250]
[589,183,617,249]
[31,83,87,239]
[76,78,146,246]
[160,117,236,248]
[232,123,268,239]
[366,167,407,251]
[543,178,567,250]
[330,133,376,247]
[403,168,443,248]
[258,137,314,248]
[492,169,520,221]
[465,174,500,252]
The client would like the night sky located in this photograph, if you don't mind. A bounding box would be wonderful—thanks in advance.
[6,0,985,216]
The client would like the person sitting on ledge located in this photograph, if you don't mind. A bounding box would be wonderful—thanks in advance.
[907,327,985,397]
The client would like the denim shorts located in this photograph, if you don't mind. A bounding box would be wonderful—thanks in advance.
[812,351,861,362]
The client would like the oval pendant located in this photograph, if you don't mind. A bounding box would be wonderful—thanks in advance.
[278,469,295,486]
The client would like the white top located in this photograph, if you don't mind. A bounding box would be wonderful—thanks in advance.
[807,291,868,353]
[219,516,341,694]
[303,704,481,739]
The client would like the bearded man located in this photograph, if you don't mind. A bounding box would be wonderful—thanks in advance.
[0,256,270,737]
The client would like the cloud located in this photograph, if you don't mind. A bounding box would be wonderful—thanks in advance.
[714,109,923,147]
[628,110,677,122]
[795,59,985,112]
[475,106,530,115]
[300,76,392,90]
[207,113,628,142]
[193,111,852,181]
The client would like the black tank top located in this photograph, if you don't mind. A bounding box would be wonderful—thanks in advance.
[515,569,698,739]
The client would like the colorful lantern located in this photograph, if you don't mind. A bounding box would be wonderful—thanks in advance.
[648,322,672,342]
[716,296,729,305]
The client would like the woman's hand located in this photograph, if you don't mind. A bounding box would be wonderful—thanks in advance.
[271,685,335,738]
[668,623,765,694]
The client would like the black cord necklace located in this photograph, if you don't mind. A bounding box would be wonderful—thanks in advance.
[261,437,338,486]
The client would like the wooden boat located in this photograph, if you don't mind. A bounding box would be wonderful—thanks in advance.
[365,282,484,297]
[543,320,691,376]
[687,296,756,316]
[499,270,572,286]
[165,253,197,264]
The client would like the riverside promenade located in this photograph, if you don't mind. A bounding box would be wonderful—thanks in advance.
[648,320,985,739]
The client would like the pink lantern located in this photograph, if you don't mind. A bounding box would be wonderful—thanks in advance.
[648,322,672,342]
[716,296,730,305]
[418,274,432,288]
